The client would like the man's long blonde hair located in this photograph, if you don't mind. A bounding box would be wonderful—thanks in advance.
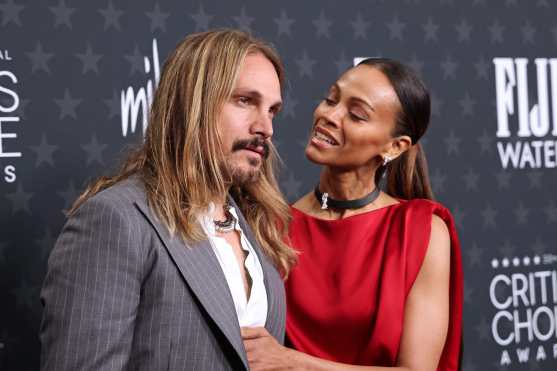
[70,29,297,276]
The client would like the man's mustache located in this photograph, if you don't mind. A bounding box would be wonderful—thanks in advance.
[231,137,270,159]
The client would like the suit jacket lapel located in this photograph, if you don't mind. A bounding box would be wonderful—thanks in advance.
[134,200,249,370]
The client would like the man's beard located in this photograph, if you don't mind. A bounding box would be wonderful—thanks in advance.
[223,136,270,186]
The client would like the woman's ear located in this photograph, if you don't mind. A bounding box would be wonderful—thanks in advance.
[382,135,412,160]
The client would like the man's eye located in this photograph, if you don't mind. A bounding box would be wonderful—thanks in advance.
[238,96,251,104]
[323,97,335,105]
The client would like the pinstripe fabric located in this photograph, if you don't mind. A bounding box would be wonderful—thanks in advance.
[39,177,286,370]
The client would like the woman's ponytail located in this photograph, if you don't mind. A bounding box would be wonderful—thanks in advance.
[359,58,433,200]
[376,143,434,200]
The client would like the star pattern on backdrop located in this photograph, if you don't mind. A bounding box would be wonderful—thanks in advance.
[12,98,30,120]
[544,201,557,223]
[521,20,536,44]
[5,183,33,214]
[386,15,405,41]
[54,89,82,120]
[495,169,512,189]
[35,228,56,261]
[440,54,458,80]
[474,56,489,80]
[3,3,557,370]
[459,92,476,116]
[26,42,54,74]
[281,171,302,199]
[455,18,472,42]
[513,201,530,225]
[124,45,144,75]
[98,0,123,31]
[190,4,212,32]
[527,171,543,189]
[466,243,483,268]
[75,44,103,75]
[232,7,254,33]
[444,130,461,155]
[476,130,493,154]
[351,13,370,39]
[334,51,351,75]
[423,17,439,42]
[531,237,547,255]
[274,9,294,37]
[462,168,479,191]
[408,54,424,76]
[481,203,497,228]
[282,91,298,119]
[29,134,58,167]
[0,0,24,26]
[295,50,316,78]
[145,3,169,33]
[103,90,120,120]
[12,280,40,310]
[430,93,443,117]
[451,205,466,230]
[82,134,108,166]
[430,168,447,194]
[489,19,504,43]
[57,180,79,211]
[312,10,332,39]
[49,0,75,29]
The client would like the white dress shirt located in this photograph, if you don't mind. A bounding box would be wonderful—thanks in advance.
[198,203,268,327]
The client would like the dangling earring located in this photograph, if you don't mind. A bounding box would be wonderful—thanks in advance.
[383,155,391,166]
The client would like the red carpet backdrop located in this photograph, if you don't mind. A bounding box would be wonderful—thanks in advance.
[1,0,556,370]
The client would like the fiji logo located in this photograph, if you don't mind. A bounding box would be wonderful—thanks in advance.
[493,58,557,169]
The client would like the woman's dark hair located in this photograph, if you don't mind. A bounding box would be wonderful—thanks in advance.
[358,57,434,200]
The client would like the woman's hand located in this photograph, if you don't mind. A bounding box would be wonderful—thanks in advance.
[241,327,296,370]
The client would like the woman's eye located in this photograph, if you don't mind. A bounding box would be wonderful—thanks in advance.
[350,112,366,121]
[238,96,251,105]
[323,97,335,105]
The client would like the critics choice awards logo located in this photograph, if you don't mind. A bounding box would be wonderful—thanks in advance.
[0,47,20,183]
[494,58,557,170]
[490,254,557,366]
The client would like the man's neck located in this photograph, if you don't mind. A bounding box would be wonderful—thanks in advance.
[210,195,229,222]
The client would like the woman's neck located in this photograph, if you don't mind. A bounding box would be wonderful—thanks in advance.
[318,166,378,200]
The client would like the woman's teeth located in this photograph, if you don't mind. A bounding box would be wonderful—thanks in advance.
[314,132,337,145]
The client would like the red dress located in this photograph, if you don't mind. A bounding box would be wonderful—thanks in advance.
[285,199,463,370]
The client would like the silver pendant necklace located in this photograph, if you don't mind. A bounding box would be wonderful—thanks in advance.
[213,203,236,233]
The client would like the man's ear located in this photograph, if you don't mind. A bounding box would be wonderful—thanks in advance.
[382,135,412,160]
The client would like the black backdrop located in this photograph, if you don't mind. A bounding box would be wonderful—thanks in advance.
[1,0,557,370]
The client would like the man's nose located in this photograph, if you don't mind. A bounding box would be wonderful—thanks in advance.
[251,109,274,139]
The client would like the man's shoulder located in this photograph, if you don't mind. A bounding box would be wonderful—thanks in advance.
[78,175,147,215]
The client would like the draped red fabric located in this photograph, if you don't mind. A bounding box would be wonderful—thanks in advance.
[285,199,463,370]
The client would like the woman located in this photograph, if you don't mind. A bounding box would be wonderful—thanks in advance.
[241,58,463,371]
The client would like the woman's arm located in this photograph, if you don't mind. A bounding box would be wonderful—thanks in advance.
[243,214,451,371]
[396,214,451,370]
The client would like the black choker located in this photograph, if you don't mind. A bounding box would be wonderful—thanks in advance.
[314,186,381,210]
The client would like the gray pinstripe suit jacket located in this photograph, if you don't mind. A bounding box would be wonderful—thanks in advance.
[39,176,286,371]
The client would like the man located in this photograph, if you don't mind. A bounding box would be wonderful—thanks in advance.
[40,29,297,371]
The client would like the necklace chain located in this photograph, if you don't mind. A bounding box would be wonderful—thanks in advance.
[213,202,236,233]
